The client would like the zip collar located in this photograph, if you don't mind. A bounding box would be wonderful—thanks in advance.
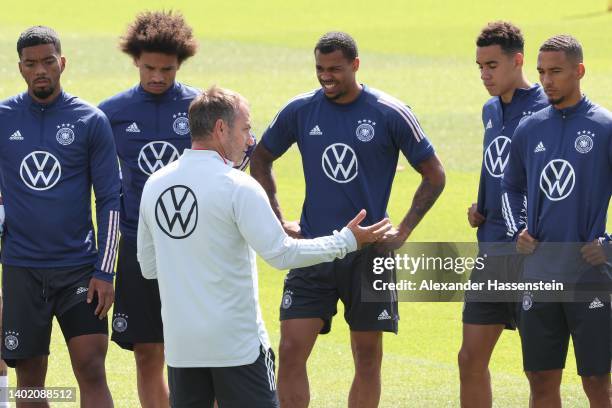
[24,89,69,111]
[553,95,590,118]
[498,83,543,122]
[136,82,181,102]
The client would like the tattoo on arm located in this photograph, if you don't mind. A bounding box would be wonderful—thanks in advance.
[250,145,285,221]
[399,155,445,237]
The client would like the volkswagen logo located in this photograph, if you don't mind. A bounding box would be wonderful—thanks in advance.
[484,136,511,178]
[539,159,575,201]
[321,143,358,183]
[19,151,62,191]
[155,185,198,239]
[138,141,180,176]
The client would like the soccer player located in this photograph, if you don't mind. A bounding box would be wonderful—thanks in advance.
[137,85,391,407]
[459,21,548,407]
[502,35,611,407]
[0,26,120,406]
[98,11,199,407]
[250,32,446,407]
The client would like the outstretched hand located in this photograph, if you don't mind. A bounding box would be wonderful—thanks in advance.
[346,209,392,249]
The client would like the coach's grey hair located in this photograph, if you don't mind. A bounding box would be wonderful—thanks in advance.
[539,35,583,63]
[188,86,244,141]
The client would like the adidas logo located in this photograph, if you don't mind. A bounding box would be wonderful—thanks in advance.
[485,119,493,130]
[9,130,23,141]
[309,125,323,136]
[126,122,140,133]
[588,297,604,309]
[534,142,546,153]
[75,287,88,295]
[377,309,392,320]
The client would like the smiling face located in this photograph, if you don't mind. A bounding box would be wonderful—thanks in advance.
[476,44,523,99]
[135,52,180,95]
[19,43,65,102]
[315,49,360,104]
[537,50,584,108]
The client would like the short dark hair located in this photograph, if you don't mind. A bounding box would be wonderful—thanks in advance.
[189,86,244,141]
[539,35,583,63]
[17,26,61,57]
[314,31,358,60]
[120,10,197,63]
[476,21,524,54]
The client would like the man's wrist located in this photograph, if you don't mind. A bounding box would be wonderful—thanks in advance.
[93,270,115,283]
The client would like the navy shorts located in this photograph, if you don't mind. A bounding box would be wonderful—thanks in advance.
[519,290,610,376]
[1,264,108,367]
[462,254,524,330]
[280,245,398,334]
[111,238,163,350]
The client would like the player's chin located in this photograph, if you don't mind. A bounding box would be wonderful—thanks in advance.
[323,90,342,101]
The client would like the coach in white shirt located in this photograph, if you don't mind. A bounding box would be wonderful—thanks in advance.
[137,85,390,408]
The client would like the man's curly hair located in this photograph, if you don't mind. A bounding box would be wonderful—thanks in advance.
[120,11,197,63]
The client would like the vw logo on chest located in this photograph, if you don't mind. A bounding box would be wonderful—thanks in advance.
[321,143,358,183]
[539,159,575,201]
[484,136,511,178]
[138,141,180,176]
[20,151,62,190]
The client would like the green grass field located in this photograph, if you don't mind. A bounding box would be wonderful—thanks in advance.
[0,1,611,406]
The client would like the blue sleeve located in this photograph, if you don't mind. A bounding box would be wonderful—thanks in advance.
[476,106,487,215]
[386,104,435,167]
[501,123,528,239]
[88,112,121,282]
[261,103,297,157]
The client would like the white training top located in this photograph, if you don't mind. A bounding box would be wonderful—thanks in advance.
[137,149,357,367]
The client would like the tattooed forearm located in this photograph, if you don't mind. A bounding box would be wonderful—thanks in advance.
[250,144,285,221]
[398,155,445,237]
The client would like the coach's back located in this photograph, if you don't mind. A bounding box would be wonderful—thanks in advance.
[137,149,270,368]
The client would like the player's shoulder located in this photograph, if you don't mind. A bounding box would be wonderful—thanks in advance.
[98,85,140,115]
[482,96,499,112]
[63,92,108,122]
[367,86,412,113]
[279,89,320,113]
[528,84,549,111]
[586,100,612,126]
[175,82,201,99]
[0,93,26,116]
[514,106,552,139]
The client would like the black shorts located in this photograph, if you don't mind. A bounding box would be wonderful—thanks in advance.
[462,254,524,330]
[280,245,398,334]
[519,293,611,376]
[1,264,108,368]
[168,346,279,408]
[111,238,163,350]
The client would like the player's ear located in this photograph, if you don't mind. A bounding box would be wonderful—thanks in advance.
[59,55,66,73]
[514,52,524,68]
[352,56,360,72]
[576,62,585,80]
